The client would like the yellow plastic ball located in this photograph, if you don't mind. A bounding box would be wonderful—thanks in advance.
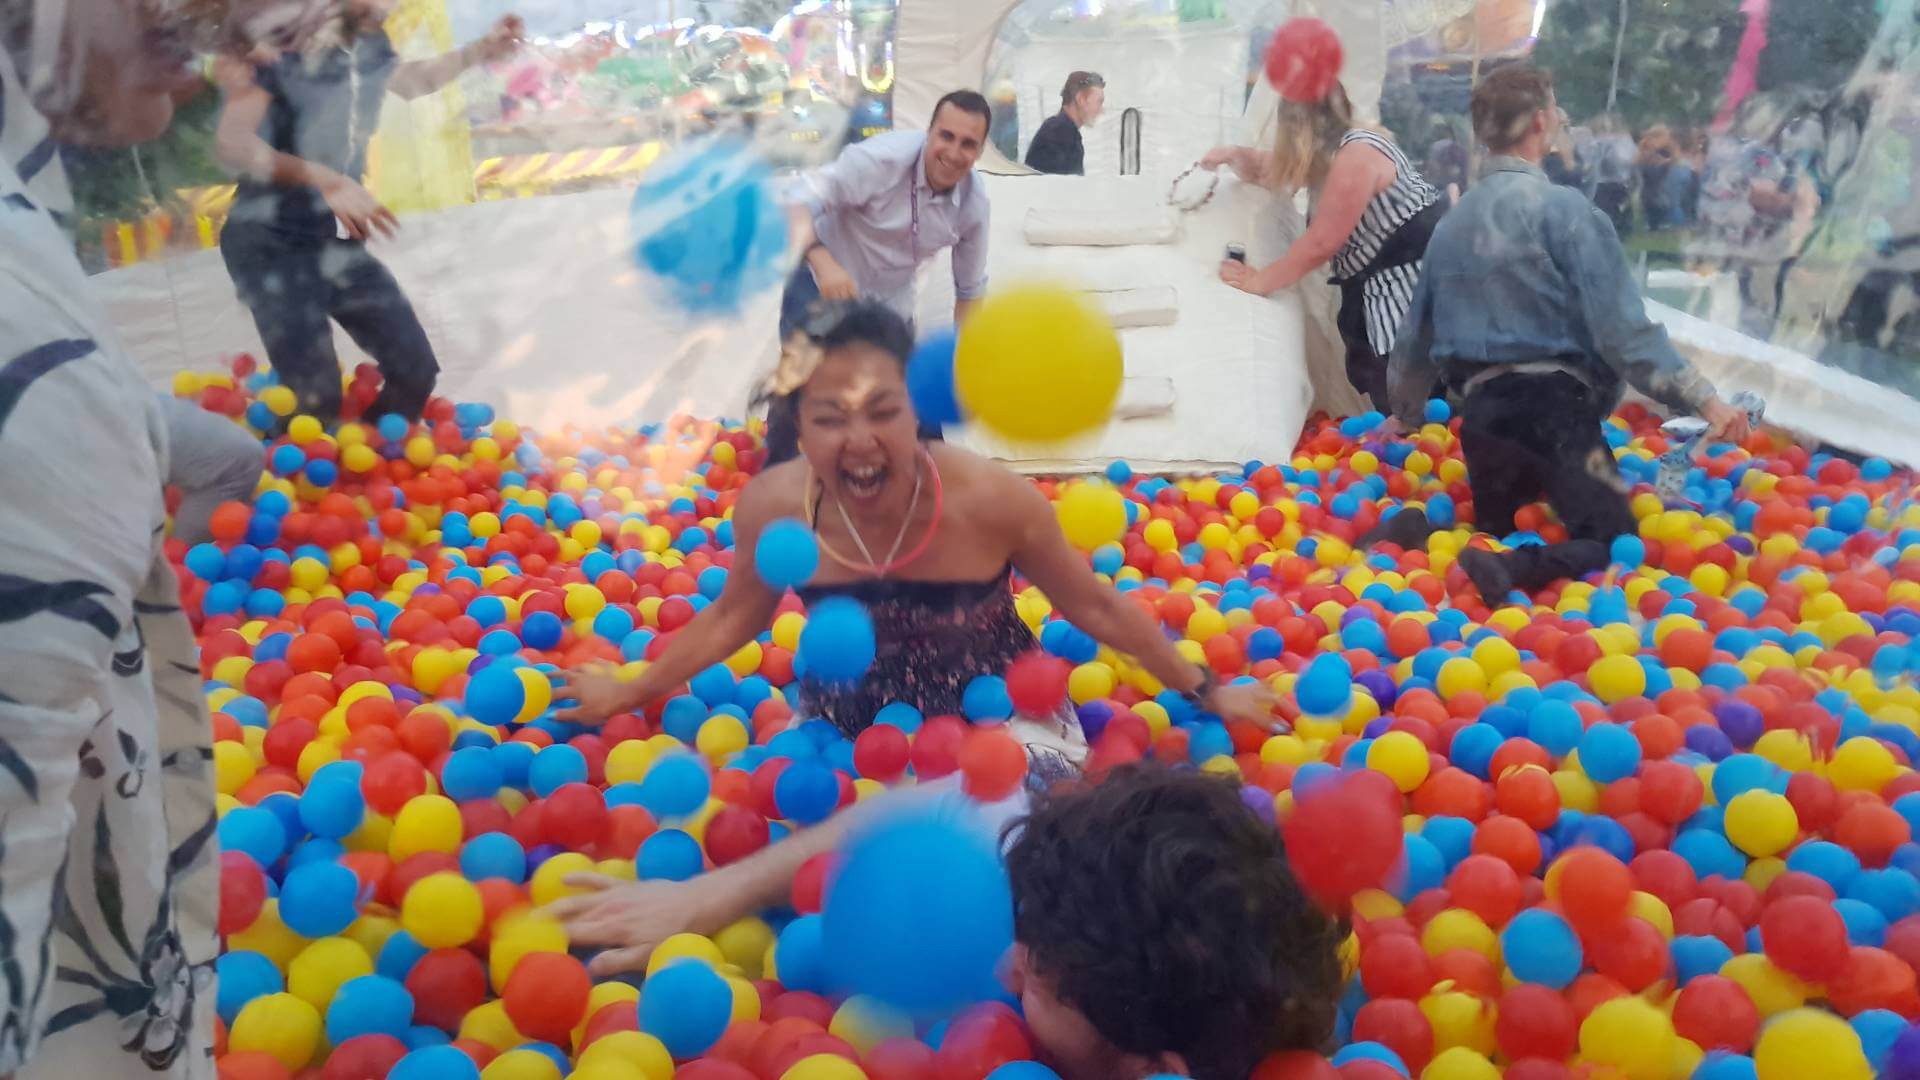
[1724,790,1799,858]
[287,937,372,1010]
[1420,989,1497,1055]
[389,794,463,861]
[1589,653,1649,704]
[1055,482,1128,551]
[1185,605,1227,643]
[229,898,306,968]
[646,932,725,977]
[1367,730,1431,793]
[576,1031,674,1079]
[605,739,656,785]
[1721,953,1810,1016]
[1067,662,1117,704]
[953,284,1122,443]
[779,1054,870,1080]
[489,912,570,990]
[214,740,258,796]
[287,415,324,444]
[460,998,524,1052]
[228,992,322,1069]
[1435,657,1488,700]
[715,917,776,981]
[1421,1047,1500,1080]
[260,385,297,416]
[401,871,484,949]
[482,1049,563,1080]
[1754,1008,1872,1080]
[1579,996,1676,1080]
[696,714,750,763]
[1420,909,1498,962]
[828,995,914,1055]
[1470,636,1521,678]
[1830,736,1901,793]
[531,851,596,907]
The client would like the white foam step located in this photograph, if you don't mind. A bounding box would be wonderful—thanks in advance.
[1022,206,1181,247]
[1115,376,1174,420]
[1093,286,1178,328]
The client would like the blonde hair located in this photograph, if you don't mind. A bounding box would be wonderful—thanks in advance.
[1267,80,1355,192]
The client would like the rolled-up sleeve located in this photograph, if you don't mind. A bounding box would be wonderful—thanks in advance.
[1555,203,1714,415]
[952,198,990,301]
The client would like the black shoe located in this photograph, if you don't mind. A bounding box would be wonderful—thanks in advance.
[1457,547,1516,604]
[1360,508,1433,551]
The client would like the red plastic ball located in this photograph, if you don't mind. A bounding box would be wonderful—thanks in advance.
[1494,984,1577,1062]
[1263,17,1344,103]
[958,727,1028,802]
[1358,930,1436,1000]
[1283,772,1402,904]
[405,948,489,1032]
[853,724,911,782]
[934,1002,1032,1080]
[501,951,591,1043]
[1005,652,1070,717]
[219,851,268,935]
[706,806,772,866]
[1671,974,1760,1052]
[1760,893,1850,983]
[321,1034,408,1080]
[1351,998,1433,1073]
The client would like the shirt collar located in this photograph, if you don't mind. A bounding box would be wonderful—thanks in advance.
[1488,155,1547,179]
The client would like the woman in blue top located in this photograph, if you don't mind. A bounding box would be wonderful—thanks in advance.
[1203,74,1444,414]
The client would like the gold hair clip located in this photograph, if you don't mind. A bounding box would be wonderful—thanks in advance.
[768,332,827,397]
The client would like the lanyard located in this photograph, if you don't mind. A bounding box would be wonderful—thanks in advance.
[906,151,922,264]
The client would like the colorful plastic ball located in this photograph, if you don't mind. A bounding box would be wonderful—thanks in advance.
[798,597,876,686]
[279,861,363,938]
[953,284,1122,443]
[774,759,841,825]
[1367,731,1431,793]
[822,804,1013,1017]
[400,872,484,949]
[1283,772,1401,904]
[323,1034,409,1080]
[963,675,1014,722]
[1297,653,1354,716]
[325,975,414,1044]
[628,137,789,314]
[1263,16,1344,103]
[1726,790,1800,858]
[637,828,705,882]
[638,958,734,1059]
[1752,1008,1873,1080]
[389,1044,483,1080]
[230,992,324,1071]
[755,518,821,591]
[501,951,591,1044]
[220,805,289,867]
[1500,909,1582,989]
[641,753,712,819]
[218,950,286,1024]
[1577,996,1675,1080]
[1055,483,1128,552]
[906,327,964,427]
[528,743,589,798]
[1577,723,1642,783]
[1588,655,1648,705]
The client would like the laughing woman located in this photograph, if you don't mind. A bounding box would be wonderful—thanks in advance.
[558,302,1273,775]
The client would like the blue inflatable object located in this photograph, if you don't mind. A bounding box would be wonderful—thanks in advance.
[822,803,1014,1017]
[629,138,788,314]
[755,518,821,590]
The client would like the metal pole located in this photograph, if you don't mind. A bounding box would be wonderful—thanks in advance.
[1605,0,1629,115]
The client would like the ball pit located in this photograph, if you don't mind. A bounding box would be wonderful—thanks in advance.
[174,354,1920,1079]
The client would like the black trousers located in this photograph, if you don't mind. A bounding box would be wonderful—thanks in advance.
[221,222,439,424]
[762,260,941,466]
[1457,370,1636,591]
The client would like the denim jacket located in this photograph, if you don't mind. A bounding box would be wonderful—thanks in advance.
[1387,157,1713,424]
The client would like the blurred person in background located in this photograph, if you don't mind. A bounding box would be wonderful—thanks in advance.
[1696,87,1827,335]
[1204,74,1444,413]
[1637,124,1699,231]
[1025,70,1105,176]
[214,0,523,429]
[1580,111,1637,236]
[0,0,223,1073]
[1421,118,1468,201]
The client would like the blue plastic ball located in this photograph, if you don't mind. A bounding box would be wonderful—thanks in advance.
[637,829,704,882]
[464,663,529,727]
[1578,722,1642,783]
[1500,909,1583,989]
[640,754,712,819]
[798,597,876,686]
[962,675,1013,722]
[217,806,288,867]
[755,518,822,590]
[459,832,528,884]
[278,860,362,938]
[822,804,1014,1017]
[1297,653,1354,716]
[325,974,414,1044]
[389,1044,481,1080]
[216,950,283,1024]
[439,746,503,802]
[638,959,734,1058]
[528,743,588,798]
[773,759,840,825]
[906,327,964,427]
[521,611,563,650]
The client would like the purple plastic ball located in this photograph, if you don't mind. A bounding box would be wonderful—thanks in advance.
[1715,700,1764,748]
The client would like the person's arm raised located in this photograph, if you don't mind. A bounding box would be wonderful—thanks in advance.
[1219,141,1390,296]
[999,470,1277,728]
[554,479,784,723]
[387,15,523,99]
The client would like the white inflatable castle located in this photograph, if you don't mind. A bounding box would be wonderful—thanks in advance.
[90,0,1920,470]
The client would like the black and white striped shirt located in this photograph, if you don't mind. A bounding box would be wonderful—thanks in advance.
[1327,129,1440,357]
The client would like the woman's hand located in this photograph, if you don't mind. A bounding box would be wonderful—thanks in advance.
[1199,145,1237,171]
[543,873,735,976]
[1207,680,1281,733]
[1220,259,1276,295]
[473,14,525,62]
[553,662,638,725]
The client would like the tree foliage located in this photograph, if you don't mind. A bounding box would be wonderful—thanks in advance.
[1532,0,1744,132]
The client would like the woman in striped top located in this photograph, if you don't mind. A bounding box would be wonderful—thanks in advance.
[1206,80,1445,412]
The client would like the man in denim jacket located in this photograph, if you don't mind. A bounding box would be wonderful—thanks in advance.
[1379,64,1750,601]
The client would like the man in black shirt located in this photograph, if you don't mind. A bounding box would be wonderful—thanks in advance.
[1025,70,1105,175]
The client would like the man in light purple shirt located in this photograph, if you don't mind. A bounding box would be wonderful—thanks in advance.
[763,91,995,463]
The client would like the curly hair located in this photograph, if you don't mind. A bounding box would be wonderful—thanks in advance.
[1003,765,1343,1080]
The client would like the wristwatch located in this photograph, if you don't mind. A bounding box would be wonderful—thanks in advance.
[1177,664,1218,714]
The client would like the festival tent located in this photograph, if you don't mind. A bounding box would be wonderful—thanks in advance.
[86,0,1920,471]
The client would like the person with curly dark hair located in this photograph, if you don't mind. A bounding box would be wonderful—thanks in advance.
[1003,765,1344,1079]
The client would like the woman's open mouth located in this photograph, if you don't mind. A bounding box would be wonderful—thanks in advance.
[840,463,889,501]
